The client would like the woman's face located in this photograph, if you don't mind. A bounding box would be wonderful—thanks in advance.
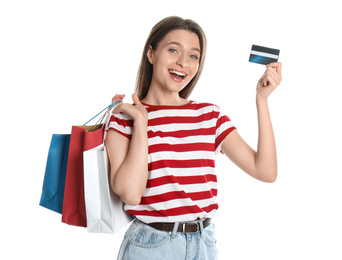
[147,29,201,96]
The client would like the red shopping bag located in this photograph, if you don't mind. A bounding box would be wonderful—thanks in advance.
[61,124,105,227]
[61,124,103,227]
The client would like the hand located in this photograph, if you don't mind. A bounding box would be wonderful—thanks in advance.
[113,94,148,125]
[112,94,126,104]
[256,62,282,100]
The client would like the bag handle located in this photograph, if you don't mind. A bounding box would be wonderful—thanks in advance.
[83,101,121,126]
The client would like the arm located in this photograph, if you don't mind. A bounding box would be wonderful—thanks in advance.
[222,62,282,182]
[106,94,149,205]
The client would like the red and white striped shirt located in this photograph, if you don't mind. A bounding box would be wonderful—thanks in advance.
[106,101,236,223]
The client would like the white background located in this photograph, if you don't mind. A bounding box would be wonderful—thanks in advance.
[1,0,341,259]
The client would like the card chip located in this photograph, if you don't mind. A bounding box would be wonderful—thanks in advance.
[249,45,280,65]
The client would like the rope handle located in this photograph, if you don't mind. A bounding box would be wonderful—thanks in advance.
[83,101,121,126]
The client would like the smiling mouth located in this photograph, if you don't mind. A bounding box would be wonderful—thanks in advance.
[169,70,187,81]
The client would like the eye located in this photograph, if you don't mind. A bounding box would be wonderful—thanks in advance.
[169,48,178,54]
[190,54,199,60]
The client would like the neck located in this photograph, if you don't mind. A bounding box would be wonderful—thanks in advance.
[142,86,188,106]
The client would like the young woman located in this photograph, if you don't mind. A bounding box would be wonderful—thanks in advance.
[106,16,282,260]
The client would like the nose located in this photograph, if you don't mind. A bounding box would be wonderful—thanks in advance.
[176,54,188,68]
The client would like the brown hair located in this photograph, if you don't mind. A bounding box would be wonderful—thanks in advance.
[135,16,207,100]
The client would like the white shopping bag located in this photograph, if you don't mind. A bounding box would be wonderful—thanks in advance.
[83,144,133,233]
[83,102,133,234]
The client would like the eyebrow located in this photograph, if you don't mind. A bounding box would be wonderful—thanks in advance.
[167,41,201,53]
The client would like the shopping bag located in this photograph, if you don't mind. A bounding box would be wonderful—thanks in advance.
[83,145,133,233]
[83,103,133,233]
[39,134,71,213]
[61,104,114,227]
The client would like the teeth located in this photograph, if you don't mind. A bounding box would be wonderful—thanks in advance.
[169,70,186,77]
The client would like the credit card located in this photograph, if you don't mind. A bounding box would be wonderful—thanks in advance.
[249,45,280,65]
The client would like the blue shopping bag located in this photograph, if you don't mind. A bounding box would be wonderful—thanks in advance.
[40,134,71,213]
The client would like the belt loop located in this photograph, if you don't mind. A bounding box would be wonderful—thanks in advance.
[171,222,179,238]
[199,220,204,237]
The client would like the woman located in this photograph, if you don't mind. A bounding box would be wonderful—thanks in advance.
[106,16,282,259]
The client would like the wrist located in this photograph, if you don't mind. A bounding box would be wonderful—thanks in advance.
[256,93,268,105]
[133,116,148,129]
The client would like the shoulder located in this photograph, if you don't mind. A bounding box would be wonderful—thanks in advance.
[106,112,133,138]
[109,111,133,124]
[191,100,223,108]
[190,101,224,114]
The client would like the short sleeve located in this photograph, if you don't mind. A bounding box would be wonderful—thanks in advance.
[214,106,236,154]
[105,112,133,139]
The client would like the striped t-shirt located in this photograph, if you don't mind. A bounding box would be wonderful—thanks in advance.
[106,101,236,223]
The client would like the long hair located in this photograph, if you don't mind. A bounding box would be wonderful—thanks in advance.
[135,16,207,100]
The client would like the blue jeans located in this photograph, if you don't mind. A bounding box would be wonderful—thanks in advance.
[117,219,218,260]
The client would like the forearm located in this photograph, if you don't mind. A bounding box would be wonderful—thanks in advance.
[255,96,277,182]
[112,119,148,205]
[222,63,281,182]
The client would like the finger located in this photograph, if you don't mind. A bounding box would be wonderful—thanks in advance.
[132,93,142,105]
[260,66,281,88]
[112,94,125,103]
[266,66,282,82]
[260,71,275,87]
[111,96,117,104]
[268,67,282,86]
[266,62,282,75]
[264,73,279,89]
[260,71,270,87]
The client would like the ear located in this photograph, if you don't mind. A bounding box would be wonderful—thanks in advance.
[147,46,154,64]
